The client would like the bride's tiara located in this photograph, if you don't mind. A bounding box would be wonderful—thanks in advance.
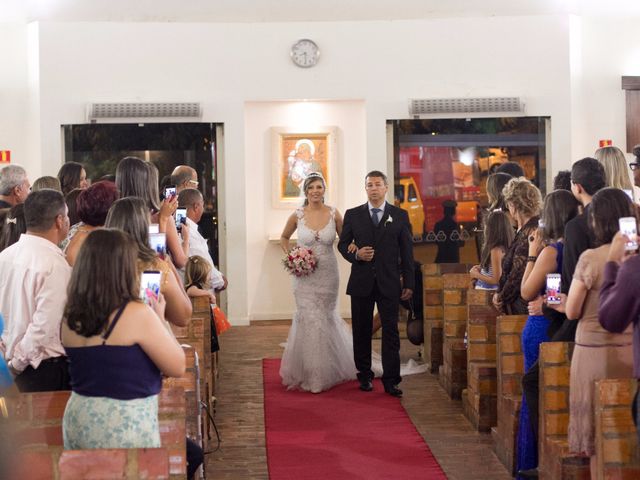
[306,172,324,180]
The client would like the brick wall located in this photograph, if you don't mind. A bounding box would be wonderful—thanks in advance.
[491,314,527,475]
[438,271,472,399]
[538,342,590,480]
[595,378,640,479]
[462,289,499,432]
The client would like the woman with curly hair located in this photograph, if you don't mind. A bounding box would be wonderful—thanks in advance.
[493,177,542,314]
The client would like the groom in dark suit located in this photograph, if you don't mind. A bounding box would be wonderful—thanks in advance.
[338,171,415,397]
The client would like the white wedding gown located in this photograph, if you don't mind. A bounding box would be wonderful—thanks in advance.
[279,207,427,393]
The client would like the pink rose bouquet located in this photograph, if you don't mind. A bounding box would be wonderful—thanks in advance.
[283,246,318,277]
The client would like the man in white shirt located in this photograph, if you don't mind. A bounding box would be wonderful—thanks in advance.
[177,188,226,291]
[0,189,72,391]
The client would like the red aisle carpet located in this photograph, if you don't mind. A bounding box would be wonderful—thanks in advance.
[263,358,447,480]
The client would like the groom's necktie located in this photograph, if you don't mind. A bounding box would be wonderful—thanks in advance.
[371,208,382,226]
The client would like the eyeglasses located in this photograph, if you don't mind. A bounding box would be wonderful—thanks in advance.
[188,180,199,186]
[629,163,640,171]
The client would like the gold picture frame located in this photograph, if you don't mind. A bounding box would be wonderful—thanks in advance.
[271,126,337,208]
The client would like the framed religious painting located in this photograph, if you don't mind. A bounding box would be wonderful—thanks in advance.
[271,126,337,208]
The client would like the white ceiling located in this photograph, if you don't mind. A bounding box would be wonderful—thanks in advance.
[2,0,640,23]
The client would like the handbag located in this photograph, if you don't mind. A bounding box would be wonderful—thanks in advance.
[212,305,231,335]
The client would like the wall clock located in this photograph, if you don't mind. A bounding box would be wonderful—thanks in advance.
[290,39,320,68]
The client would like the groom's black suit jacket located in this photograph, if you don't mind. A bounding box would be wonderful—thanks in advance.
[338,202,415,297]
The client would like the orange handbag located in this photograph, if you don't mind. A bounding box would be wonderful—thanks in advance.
[212,305,231,335]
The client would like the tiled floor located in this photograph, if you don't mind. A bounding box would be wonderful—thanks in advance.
[205,323,512,480]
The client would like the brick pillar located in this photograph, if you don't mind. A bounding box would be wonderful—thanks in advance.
[422,263,470,374]
[538,342,590,480]
[462,289,498,432]
[438,271,472,399]
[491,314,527,475]
[595,378,640,479]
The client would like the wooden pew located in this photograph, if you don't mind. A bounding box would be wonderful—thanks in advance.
[595,378,640,479]
[438,271,473,399]
[422,263,470,374]
[9,387,188,479]
[491,314,527,475]
[13,447,171,479]
[462,289,499,432]
[538,342,590,479]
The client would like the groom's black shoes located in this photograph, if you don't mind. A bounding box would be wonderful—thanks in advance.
[384,385,403,397]
[359,380,373,392]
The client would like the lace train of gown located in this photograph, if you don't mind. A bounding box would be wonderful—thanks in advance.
[279,207,427,393]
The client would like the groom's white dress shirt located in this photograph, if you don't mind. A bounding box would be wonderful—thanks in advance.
[181,217,225,290]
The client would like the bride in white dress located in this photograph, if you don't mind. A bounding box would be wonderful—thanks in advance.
[279,173,357,393]
[279,173,426,393]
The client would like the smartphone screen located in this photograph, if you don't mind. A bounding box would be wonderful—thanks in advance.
[619,216,638,251]
[149,232,167,259]
[164,185,176,200]
[140,270,162,304]
[546,274,561,305]
[175,208,187,232]
[149,223,160,234]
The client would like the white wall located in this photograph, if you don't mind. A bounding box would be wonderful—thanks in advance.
[5,14,638,322]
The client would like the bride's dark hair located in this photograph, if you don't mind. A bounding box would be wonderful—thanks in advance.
[302,173,326,206]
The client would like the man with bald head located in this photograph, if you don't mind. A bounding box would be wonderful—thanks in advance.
[0,164,31,208]
[171,165,198,194]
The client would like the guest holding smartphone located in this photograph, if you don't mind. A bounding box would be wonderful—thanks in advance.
[62,229,185,449]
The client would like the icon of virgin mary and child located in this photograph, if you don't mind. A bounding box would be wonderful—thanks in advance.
[284,139,323,197]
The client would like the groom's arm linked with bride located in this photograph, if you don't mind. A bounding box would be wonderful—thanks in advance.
[337,171,415,397]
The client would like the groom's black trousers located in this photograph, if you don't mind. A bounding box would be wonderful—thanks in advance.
[351,283,401,387]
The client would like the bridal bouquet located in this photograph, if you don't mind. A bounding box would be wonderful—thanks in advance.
[283,246,318,277]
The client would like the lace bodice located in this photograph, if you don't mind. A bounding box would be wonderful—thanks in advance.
[295,207,337,254]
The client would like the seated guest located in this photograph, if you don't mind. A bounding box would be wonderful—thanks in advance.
[515,190,579,476]
[551,188,634,476]
[116,157,190,268]
[0,165,30,208]
[64,181,118,266]
[105,197,192,327]
[62,229,185,449]
[31,176,62,193]
[0,204,26,252]
[0,189,71,391]
[493,177,542,314]
[178,188,227,292]
[599,227,640,443]
[57,161,88,196]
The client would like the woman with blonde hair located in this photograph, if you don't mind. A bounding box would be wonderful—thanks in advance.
[595,146,639,202]
[493,177,543,315]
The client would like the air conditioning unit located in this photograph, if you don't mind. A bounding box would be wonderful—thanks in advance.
[86,102,202,121]
[409,97,523,116]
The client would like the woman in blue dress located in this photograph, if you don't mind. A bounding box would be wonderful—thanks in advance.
[516,189,580,476]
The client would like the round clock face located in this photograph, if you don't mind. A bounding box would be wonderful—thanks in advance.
[291,39,320,68]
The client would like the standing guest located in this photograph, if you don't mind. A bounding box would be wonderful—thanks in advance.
[470,210,514,290]
[496,161,525,178]
[553,170,572,191]
[61,229,185,449]
[105,197,191,327]
[0,189,71,392]
[65,188,83,227]
[0,165,30,208]
[433,199,461,263]
[599,229,640,443]
[31,176,62,193]
[630,145,640,189]
[178,188,227,291]
[552,188,634,477]
[0,204,26,252]
[116,157,189,268]
[515,190,579,477]
[486,172,514,213]
[493,178,542,315]
[518,157,606,479]
[64,181,118,266]
[595,145,638,202]
[57,162,88,196]
[171,165,198,194]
